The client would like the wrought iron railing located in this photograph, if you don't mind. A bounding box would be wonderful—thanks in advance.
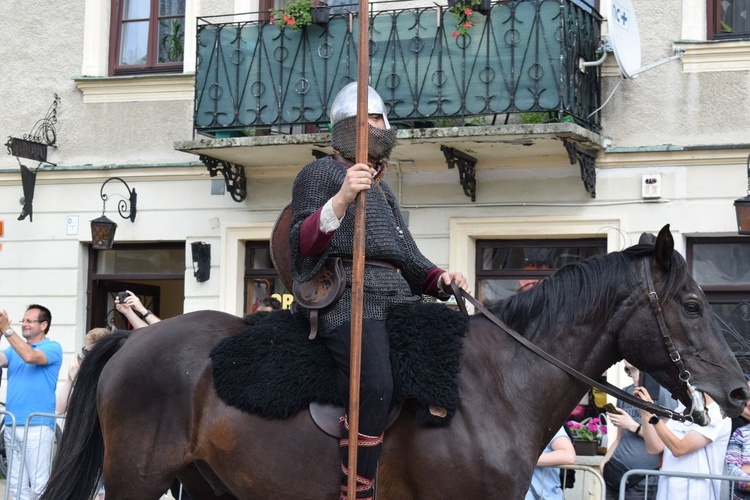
[194,0,602,137]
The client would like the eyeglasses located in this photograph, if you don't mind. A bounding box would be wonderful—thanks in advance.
[21,319,43,324]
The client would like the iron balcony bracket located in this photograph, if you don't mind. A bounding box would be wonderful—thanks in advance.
[441,145,477,202]
[200,155,248,202]
[563,139,597,198]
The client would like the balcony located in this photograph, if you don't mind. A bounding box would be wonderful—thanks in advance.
[194,0,601,134]
[176,0,606,201]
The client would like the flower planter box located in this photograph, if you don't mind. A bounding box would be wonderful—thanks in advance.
[447,0,492,15]
[311,6,329,27]
[573,439,599,456]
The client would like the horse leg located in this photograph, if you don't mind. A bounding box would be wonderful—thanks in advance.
[101,450,177,500]
[178,462,238,499]
[99,402,190,500]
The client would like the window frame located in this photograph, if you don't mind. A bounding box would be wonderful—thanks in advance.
[707,0,750,41]
[687,236,750,371]
[475,237,607,301]
[244,241,289,314]
[109,0,185,76]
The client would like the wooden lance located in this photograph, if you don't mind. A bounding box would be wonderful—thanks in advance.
[347,0,370,497]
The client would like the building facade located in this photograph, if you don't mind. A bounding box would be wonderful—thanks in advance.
[0,0,748,397]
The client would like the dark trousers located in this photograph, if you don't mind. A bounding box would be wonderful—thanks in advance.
[321,318,393,495]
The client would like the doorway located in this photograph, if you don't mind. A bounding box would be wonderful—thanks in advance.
[87,242,186,330]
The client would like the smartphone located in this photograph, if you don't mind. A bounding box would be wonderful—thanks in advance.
[118,291,129,304]
[603,403,618,414]
[639,371,661,398]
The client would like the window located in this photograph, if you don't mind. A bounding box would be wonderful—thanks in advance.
[110,0,186,75]
[708,0,750,40]
[688,237,750,371]
[475,238,606,303]
[244,241,292,314]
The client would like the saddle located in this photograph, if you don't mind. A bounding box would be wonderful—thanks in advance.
[210,302,468,431]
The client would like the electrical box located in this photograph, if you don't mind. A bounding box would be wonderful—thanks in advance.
[642,174,661,199]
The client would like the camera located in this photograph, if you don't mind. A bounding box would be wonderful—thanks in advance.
[117,291,129,304]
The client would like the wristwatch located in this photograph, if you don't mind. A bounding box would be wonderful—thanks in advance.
[4,329,15,338]
[649,415,660,425]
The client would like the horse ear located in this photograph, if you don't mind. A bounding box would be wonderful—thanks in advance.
[654,224,674,271]
[638,233,656,245]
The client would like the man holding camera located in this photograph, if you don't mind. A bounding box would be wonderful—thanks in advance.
[0,304,62,500]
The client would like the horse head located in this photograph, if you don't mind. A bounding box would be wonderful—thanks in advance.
[620,224,749,425]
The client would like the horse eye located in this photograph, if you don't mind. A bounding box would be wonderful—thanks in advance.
[684,302,701,314]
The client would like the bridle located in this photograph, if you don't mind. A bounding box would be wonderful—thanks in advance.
[641,258,704,421]
[451,257,698,423]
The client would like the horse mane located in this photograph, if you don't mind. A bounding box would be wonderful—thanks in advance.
[487,242,689,338]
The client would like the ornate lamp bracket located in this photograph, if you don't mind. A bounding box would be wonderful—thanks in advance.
[564,139,598,198]
[441,145,477,201]
[199,155,248,202]
[5,93,60,166]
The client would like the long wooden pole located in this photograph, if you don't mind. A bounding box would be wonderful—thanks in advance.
[347,0,370,498]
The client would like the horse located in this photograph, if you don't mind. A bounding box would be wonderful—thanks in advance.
[43,225,749,499]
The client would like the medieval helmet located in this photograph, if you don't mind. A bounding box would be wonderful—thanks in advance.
[330,82,391,129]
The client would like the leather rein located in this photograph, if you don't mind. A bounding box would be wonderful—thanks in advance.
[450,258,697,423]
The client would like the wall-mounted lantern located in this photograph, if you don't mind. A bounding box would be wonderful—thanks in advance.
[191,242,211,282]
[90,177,137,250]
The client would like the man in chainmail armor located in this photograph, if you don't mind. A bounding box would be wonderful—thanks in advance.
[290,82,469,500]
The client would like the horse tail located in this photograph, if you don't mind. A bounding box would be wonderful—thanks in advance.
[41,331,130,500]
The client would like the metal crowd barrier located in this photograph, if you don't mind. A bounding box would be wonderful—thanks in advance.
[620,468,746,500]
[534,464,606,499]
[6,412,66,500]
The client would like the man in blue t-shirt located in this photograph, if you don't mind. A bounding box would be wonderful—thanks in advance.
[0,304,62,500]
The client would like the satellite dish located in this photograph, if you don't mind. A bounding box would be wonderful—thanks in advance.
[608,0,641,79]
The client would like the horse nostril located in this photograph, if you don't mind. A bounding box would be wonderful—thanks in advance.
[730,386,750,402]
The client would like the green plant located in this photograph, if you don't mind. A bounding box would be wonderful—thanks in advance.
[159,19,185,63]
[448,0,481,38]
[271,0,314,30]
[566,417,607,442]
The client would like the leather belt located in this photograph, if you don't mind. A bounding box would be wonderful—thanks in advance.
[340,258,399,273]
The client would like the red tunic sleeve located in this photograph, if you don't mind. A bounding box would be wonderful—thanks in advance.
[298,206,336,257]
[422,266,447,298]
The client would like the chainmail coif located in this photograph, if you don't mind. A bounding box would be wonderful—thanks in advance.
[290,156,436,336]
[331,116,397,163]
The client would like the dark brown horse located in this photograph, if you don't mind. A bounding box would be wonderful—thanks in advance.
[43,225,749,499]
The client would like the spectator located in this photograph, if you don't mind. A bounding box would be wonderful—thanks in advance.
[55,327,110,414]
[0,305,62,500]
[637,386,731,500]
[525,426,577,500]
[115,294,182,498]
[725,382,750,499]
[256,297,282,312]
[601,362,676,499]
[115,291,161,329]
[732,378,750,434]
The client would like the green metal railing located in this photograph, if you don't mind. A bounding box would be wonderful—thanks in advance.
[194,0,602,137]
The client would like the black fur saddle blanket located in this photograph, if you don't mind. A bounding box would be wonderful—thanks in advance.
[210,302,468,426]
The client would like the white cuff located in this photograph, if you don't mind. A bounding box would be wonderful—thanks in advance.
[320,198,344,234]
